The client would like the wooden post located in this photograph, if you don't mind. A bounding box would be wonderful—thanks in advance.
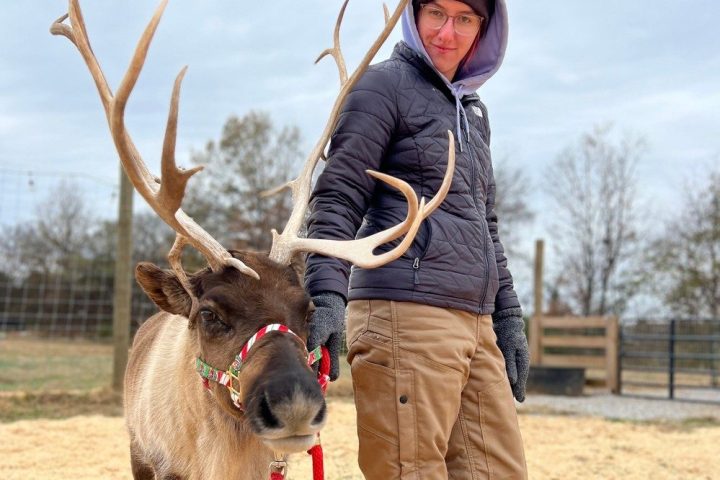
[112,167,133,392]
[606,316,619,393]
[530,239,545,365]
[533,239,544,317]
[530,315,542,366]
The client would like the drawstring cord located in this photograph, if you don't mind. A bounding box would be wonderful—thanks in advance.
[450,84,471,153]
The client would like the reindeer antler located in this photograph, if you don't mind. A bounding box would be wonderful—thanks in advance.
[51,0,259,296]
[267,0,456,267]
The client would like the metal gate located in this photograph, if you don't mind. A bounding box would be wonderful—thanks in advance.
[619,318,720,404]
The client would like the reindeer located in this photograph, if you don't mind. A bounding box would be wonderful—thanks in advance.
[51,0,456,478]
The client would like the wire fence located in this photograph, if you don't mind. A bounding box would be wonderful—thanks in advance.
[0,169,157,340]
[0,265,156,339]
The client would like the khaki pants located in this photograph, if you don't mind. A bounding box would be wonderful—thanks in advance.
[346,300,527,480]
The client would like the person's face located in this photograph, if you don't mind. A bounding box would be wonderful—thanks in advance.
[416,0,481,80]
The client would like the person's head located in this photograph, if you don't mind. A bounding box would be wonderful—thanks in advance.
[412,0,494,80]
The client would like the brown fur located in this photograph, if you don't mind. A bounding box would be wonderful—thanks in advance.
[125,251,325,480]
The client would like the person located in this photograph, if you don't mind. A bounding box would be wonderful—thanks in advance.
[305,0,529,478]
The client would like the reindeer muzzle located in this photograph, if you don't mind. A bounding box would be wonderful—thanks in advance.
[195,324,327,411]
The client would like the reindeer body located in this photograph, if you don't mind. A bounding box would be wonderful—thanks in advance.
[125,313,271,479]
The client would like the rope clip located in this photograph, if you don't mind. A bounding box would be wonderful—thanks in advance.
[270,459,287,476]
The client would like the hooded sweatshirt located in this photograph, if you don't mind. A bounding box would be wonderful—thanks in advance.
[304,0,519,316]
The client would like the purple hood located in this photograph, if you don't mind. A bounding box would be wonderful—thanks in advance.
[401,0,509,96]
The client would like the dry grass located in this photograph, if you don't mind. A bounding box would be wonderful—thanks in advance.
[0,388,123,422]
[1,399,720,480]
[2,337,720,479]
[0,335,355,422]
[0,336,112,393]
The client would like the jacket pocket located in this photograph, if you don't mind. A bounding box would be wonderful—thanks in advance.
[484,230,500,304]
[411,218,433,285]
[415,217,433,261]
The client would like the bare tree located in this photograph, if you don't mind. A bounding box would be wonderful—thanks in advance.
[185,111,303,252]
[88,212,175,268]
[545,125,645,316]
[0,181,93,278]
[647,168,720,318]
[493,157,535,261]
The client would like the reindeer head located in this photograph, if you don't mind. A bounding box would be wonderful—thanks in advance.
[135,251,325,452]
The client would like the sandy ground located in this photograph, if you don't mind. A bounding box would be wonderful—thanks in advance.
[1,398,719,480]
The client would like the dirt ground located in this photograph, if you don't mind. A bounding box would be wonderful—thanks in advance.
[2,398,720,480]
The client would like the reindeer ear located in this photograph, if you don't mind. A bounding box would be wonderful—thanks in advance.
[135,262,192,317]
[289,252,307,284]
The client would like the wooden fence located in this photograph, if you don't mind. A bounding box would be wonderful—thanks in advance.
[529,315,620,393]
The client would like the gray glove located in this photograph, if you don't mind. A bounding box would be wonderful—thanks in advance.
[492,307,529,402]
[307,291,346,381]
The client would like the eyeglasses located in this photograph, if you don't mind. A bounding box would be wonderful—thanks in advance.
[419,4,485,37]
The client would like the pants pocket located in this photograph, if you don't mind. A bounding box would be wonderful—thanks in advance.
[352,356,398,444]
[346,300,370,350]
[351,355,419,479]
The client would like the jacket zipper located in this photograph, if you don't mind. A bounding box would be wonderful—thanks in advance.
[413,221,433,285]
[464,113,490,311]
[479,220,490,309]
[413,257,421,285]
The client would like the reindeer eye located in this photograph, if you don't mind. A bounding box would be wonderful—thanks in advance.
[199,309,231,334]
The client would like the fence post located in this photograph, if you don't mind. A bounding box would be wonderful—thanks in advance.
[112,168,134,392]
[530,316,542,365]
[712,333,719,387]
[606,316,619,394]
[668,319,676,400]
[530,239,544,366]
[533,239,544,318]
[617,324,623,395]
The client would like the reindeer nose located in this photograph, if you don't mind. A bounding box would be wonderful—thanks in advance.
[258,392,282,429]
[252,371,326,433]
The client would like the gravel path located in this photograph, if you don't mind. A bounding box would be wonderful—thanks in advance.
[518,390,720,421]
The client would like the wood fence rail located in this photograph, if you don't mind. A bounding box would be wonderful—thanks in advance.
[530,315,619,393]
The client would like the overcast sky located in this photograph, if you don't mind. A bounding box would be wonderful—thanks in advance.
[1,0,719,312]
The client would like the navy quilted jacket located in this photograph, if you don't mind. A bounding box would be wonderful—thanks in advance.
[305,2,519,315]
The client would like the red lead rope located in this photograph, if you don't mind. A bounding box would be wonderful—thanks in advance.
[307,345,330,480]
[307,442,324,480]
